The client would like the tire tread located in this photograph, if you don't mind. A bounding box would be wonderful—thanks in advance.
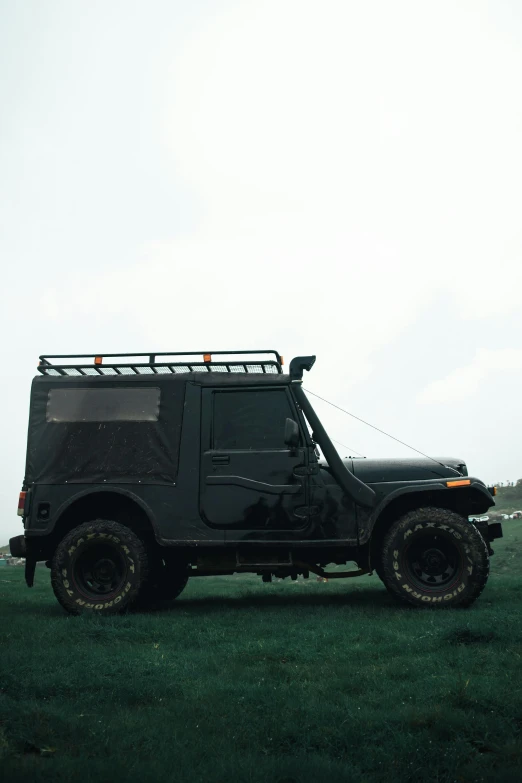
[380,507,490,609]
[51,519,149,615]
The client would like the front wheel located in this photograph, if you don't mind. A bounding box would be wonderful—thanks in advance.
[51,520,148,615]
[380,507,490,608]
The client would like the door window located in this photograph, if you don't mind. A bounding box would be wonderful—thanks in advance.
[213,390,295,450]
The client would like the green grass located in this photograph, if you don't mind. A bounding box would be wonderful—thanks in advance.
[1,521,522,783]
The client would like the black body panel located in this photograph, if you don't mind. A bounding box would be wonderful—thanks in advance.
[351,456,465,483]
[200,385,310,534]
[19,362,498,559]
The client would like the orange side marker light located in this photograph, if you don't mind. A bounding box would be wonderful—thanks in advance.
[446,479,471,488]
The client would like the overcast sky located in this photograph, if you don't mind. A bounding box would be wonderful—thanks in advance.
[1,0,521,543]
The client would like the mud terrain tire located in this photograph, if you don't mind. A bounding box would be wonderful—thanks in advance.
[381,507,489,608]
[51,520,148,615]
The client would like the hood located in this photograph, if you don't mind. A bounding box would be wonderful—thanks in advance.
[348,456,467,484]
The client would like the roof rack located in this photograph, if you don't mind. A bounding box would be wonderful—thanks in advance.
[37,350,284,377]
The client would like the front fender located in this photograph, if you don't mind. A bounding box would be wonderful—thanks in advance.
[358,478,495,546]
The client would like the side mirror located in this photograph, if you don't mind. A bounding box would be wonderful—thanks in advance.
[284,418,300,448]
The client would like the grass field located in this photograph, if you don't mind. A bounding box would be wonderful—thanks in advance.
[1,521,522,783]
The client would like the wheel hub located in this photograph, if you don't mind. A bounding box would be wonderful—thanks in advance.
[422,548,447,574]
[73,543,126,598]
[92,558,118,585]
[405,534,461,589]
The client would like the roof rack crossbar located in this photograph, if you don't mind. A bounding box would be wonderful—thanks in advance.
[39,349,282,362]
[36,351,284,376]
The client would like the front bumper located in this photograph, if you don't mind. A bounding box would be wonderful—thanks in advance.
[9,534,26,558]
[486,522,503,542]
[472,520,503,555]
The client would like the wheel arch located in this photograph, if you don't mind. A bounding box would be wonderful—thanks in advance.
[368,485,491,571]
[47,488,158,554]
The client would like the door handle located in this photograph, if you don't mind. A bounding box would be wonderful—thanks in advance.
[212,455,230,465]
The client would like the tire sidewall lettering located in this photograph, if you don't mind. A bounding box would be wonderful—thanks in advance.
[55,521,143,614]
[400,520,466,602]
[382,508,489,608]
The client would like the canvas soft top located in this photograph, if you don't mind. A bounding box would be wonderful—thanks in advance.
[26,350,292,488]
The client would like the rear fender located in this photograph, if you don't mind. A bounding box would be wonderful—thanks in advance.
[26,486,158,556]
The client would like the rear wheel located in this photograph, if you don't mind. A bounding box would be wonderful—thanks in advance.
[373,559,394,594]
[380,507,489,608]
[51,519,148,615]
[140,554,189,605]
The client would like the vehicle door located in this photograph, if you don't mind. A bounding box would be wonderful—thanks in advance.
[200,386,309,531]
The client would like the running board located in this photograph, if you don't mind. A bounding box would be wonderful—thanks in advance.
[294,561,369,579]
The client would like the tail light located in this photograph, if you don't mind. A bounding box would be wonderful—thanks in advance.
[17,491,26,517]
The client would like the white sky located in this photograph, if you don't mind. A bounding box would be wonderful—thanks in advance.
[1,0,521,542]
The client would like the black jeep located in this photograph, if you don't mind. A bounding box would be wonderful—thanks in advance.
[10,350,502,615]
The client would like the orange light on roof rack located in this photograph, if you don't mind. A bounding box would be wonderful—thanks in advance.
[94,356,103,365]
[446,479,471,488]
[280,356,284,365]
[203,353,212,363]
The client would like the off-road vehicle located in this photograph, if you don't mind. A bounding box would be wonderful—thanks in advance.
[10,350,502,615]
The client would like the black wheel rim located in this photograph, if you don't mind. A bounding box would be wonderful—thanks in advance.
[72,543,127,600]
[404,532,462,591]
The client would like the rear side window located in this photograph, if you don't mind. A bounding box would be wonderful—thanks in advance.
[46,388,160,423]
[213,389,293,450]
